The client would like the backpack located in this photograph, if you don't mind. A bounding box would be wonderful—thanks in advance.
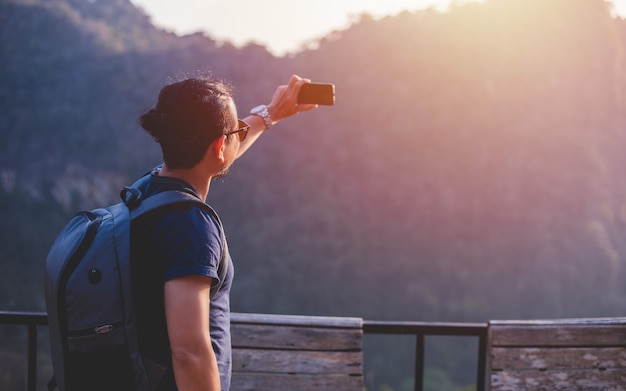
[44,173,229,391]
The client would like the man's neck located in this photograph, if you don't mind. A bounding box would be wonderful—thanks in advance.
[157,164,211,201]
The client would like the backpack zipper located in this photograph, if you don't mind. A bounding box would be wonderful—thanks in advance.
[66,320,125,337]
[57,212,103,356]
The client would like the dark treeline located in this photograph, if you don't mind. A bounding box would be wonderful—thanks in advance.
[2,0,626,389]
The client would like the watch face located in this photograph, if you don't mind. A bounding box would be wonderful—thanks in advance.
[251,105,264,114]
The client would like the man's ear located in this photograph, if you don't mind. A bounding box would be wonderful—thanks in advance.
[212,135,226,162]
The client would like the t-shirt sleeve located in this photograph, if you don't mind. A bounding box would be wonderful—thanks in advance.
[156,206,223,282]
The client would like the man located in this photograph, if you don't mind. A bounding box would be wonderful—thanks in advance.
[130,74,317,391]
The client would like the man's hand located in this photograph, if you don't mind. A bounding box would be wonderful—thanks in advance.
[236,75,320,159]
[266,75,318,122]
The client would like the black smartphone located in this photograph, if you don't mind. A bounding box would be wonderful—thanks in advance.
[297,83,335,105]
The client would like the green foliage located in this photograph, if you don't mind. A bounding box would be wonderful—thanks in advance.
[3,0,626,389]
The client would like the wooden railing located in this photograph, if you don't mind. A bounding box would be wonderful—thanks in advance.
[6,312,626,390]
[488,317,626,390]
[0,311,488,391]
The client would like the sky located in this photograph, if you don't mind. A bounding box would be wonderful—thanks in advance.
[130,0,626,56]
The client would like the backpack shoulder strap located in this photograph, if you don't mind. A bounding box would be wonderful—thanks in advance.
[127,189,210,219]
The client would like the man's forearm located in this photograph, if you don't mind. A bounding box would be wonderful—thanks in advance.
[172,341,220,391]
[236,113,268,159]
[165,277,220,391]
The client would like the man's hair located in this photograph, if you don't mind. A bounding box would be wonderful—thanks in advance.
[139,77,234,169]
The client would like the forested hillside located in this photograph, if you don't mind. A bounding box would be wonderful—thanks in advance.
[3,0,626,390]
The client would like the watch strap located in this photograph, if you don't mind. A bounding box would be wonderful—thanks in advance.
[251,105,274,130]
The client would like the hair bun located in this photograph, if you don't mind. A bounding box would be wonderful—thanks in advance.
[139,109,166,140]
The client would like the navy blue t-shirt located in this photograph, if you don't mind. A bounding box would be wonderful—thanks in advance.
[131,172,234,390]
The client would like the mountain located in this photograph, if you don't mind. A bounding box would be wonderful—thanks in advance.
[3,0,626,389]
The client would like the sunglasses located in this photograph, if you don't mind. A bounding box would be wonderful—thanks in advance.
[225,119,250,142]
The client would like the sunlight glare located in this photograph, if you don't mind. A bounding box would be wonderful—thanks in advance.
[130,0,484,56]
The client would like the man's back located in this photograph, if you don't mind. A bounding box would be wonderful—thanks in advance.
[131,173,234,390]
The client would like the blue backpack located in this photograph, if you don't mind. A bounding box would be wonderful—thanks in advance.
[44,174,228,391]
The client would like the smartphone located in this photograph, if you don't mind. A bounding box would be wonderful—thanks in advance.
[297,83,335,105]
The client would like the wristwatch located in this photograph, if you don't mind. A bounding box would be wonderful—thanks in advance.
[250,105,274,130]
